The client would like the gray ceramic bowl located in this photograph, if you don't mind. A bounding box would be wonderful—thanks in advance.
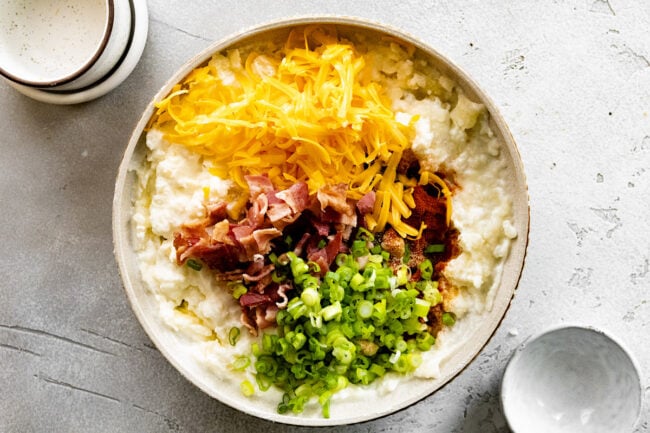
[501,325,642,433]
[113,16,529,426]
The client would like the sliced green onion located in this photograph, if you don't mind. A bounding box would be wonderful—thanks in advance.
[356,227,375,241]
[372,299,387,324]
[271,270,285,283]
[301,287,320,307]
[262,333,277,353]
[416,332,436,351]
[420,281,442,306]
[394,265,409,286]
[425,244,445,254]
[240,380,255,397]
[413,298,431,318]
[403,242,411,263]
[185,259,203,271]
[349,273,365,290]
[321,301,342,321]
[230,283,247,300]
[368,254,383,264]
[442,312,456,327]
[256,373,272,391]
[229,327,241,346]
[231,355,250,371]
[357,300,373,319]
[418,259,434,280]
[287,298,308,320]
[307,261,321,274]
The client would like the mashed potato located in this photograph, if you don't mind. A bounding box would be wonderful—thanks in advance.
[132,30,516,411]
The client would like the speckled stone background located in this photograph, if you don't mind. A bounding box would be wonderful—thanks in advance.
[1,1,648,432]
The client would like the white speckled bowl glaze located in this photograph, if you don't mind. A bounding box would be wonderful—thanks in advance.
[501,326,642,433]
[0,0,132,90]
[113,16,530,426]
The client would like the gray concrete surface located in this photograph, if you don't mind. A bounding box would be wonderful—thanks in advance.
[1,1,648,432]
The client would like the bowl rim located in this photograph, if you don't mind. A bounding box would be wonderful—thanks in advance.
[500,324,643,432]
[113,14,530,426]
[0,0,116,88]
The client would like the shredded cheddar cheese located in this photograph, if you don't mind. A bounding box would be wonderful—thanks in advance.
[149,25,451,237]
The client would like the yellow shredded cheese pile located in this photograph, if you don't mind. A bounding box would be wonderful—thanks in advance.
[150,25,440,238]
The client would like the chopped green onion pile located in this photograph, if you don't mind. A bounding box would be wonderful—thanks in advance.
[241,229,455,417]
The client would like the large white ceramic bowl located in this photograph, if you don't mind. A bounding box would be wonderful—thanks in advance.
[113,16,529,426]
[501,325,642,433]
[0,0,132,90]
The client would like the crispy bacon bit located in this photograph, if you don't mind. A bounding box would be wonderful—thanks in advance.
[173,230,246,271]
[275,283,291,309]
[252,227,282,254]
[239,292,273,307]
[267,182,309,230]
[306,232,344,275]
[256,305,278,330]
[241,311,258,335]
[205,201,229,223]
[397,148,420,176]
[317,184,352,214]
[309,216,331,236]
[276,182,309,213]
[251,273,274,294]
[356,191,375,215]
[245,175,274,199]
[267,202,293,223]
[293,233,311,256]
[245,254,265,274]
[237,233,259,259]
[174,178,307,272]
[246,193,269,227]
[242,255,275,282]
[239,282,294,334]
[321,207,357,227]
[214,269,245,281]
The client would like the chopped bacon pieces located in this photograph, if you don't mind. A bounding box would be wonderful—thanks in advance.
[306,232,344,276]
[239,292,273,308]
[174,176,304,272]
[356,191,376,215]
[173,174,460,334]
[276,182,310,214]
[317,183,352,215]
[245,175,275,199]
[173,176,365,333]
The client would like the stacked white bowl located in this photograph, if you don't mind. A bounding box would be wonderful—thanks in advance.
[0,0,148,104]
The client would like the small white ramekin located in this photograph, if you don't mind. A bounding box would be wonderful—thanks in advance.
[0,0,132,90]
[501,325,643,433]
